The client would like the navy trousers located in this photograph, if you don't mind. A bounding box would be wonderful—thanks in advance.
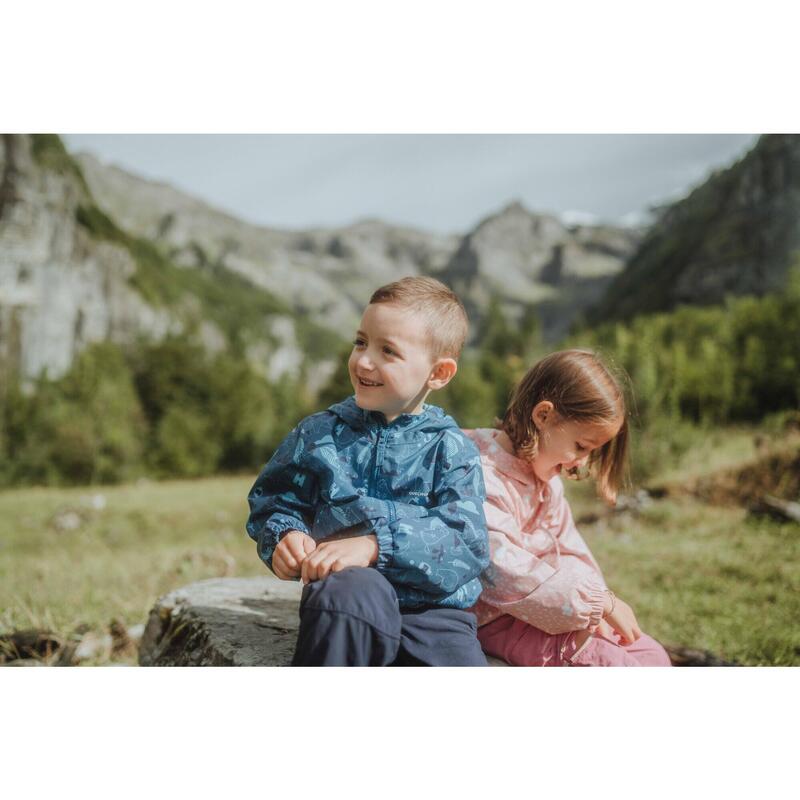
[291,567,487,666]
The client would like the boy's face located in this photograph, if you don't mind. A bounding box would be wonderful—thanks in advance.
[348,302,452,422]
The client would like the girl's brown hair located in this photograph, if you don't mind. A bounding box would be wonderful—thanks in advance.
[499,349,630,505]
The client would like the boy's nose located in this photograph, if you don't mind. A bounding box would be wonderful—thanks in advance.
[356,353,376,372]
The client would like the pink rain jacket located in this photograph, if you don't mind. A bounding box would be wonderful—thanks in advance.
[464,428,608,634]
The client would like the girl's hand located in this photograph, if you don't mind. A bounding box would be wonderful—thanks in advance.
[593,619,617,641]
[603,593,642,645]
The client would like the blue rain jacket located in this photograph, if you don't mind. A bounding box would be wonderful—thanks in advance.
[246,396,489,609]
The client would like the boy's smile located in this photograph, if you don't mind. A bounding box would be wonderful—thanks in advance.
[348,302,452,422]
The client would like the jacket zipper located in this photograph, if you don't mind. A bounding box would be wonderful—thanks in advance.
[370,428,396,523]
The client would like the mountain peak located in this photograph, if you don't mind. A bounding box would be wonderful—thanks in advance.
[588,134,800,324]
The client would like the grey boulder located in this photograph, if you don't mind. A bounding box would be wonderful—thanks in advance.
[139,577,302,666]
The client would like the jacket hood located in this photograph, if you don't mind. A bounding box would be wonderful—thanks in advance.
[327,395,455,434]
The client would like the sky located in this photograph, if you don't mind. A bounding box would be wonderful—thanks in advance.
[63,134,759,234]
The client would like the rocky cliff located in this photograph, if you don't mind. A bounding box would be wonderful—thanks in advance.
[588,134,800,323]
[1,134,641,387]
[437,201,641,341]
[0,135,336,388]
[0,135,174,380]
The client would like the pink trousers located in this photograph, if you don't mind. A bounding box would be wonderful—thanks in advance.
[479,614,672,667]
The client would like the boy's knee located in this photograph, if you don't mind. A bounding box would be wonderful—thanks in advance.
[301,567,400,628]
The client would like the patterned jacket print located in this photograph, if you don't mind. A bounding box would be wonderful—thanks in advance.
[464,428,607,633]
[247,396,490,609]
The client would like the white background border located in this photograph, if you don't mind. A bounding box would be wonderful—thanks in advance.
[2,1,798,795]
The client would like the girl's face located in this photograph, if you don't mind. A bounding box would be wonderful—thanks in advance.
[530,402,622,483]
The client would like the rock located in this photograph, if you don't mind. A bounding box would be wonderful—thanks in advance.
[664,646,739,667]
[0,629,64,664]
[138,577,734,667]
[109,619,136,657]
[139,577,303,666]
[83,493,107,511]
[51,508,84,533]
[127,623,145,645]
[614,489,653,514]
[73,631,113,663]
[749,494,800,524]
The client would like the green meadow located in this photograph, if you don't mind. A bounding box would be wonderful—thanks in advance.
[1,425,797,665]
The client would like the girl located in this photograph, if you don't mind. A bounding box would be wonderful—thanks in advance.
[465,349,671,666]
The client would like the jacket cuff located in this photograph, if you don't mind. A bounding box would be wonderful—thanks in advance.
[374,521,394,572]
[585,582,608,629]
[266,512,310,539]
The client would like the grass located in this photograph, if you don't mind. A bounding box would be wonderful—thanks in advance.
[30,134,91,195]
[1,429,798,665]
[0,476,264,664]
[565,482,800,666]
[563,423,800,665]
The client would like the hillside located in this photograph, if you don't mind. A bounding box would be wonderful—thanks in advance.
[76,151,459,334]
[76,151,640,344]
[588,134,800,323]
[438,200,641,340]
[0,135,340,389]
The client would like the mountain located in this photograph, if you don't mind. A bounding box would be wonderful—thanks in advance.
[0,135,335,388]
[1,134,641,388]
[76,153,641,343]
[437,201,641,341]
[588,134,800,323]
[75,152,459,334]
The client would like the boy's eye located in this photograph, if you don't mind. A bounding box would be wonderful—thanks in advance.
[352,338,366,347]
[383,346,396,356]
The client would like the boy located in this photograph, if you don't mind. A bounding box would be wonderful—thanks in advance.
[246,276,489,666]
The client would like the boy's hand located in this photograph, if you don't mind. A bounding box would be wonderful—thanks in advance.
[272,531,316,580]
[300,535,379,584]
[603,593,642,646]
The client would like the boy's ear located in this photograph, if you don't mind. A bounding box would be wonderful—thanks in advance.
[427,358,458,390]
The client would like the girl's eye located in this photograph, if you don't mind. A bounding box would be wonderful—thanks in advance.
[352,338,366,347]
[576,443,587,452]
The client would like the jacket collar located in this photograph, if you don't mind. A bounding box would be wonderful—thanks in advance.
[327,395,448,432]
[468,428,550,502]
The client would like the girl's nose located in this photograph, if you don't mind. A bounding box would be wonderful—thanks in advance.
[567,454,589,469]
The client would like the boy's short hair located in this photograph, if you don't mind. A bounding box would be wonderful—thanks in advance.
[369,276,469,359]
